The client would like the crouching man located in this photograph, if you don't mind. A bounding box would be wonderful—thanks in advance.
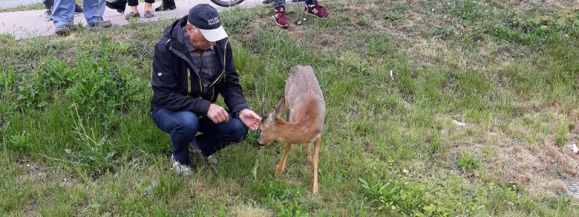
[151,4,261,175]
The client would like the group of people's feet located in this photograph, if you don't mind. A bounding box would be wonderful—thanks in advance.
[42,0,176,22]
[105,0,177,20]
[43,0,329,36]
[275,4,328,28]
[41,0,82,21]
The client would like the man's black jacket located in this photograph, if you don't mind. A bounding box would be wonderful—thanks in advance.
[150,16,249,117]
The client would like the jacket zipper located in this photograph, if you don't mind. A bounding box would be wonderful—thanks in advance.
[187,68,192,96]
[207,40,228,89]
[169,39,229,95]
[169,46,203,94]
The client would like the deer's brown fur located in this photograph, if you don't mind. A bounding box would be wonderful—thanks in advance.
[257,65,325,194]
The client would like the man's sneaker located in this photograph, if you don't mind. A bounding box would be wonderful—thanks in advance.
[154,4,176,12]
[171,155,192,176]
[74,4,83,13]
[273,6,289,28]
[204,154,218,166]
[106,0,126,14]
[55,26,70,36]
[89,17,112,28]
[190,142,201,153]
[43,9,52,21]
[305,4,329,19]
[202,154,218,172]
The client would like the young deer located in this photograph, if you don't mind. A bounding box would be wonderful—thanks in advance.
[257,65,325,194]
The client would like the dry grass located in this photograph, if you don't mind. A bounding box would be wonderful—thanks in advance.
[311,0,579,197]
[232,206,273,217]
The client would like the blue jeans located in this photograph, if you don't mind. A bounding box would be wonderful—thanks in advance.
[274,0,316,8]
[152,108,248,166]
[52,0,105,28]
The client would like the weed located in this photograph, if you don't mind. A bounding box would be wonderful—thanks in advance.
[457,153,482,172]
[0,0,577,216]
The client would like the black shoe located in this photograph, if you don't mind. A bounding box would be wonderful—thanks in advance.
[55,26,70,36]
[74,4,83,13]
[106,0,126,14]
[89,17,112,28]
[154,4,176,12]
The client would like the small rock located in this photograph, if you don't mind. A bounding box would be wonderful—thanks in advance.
[452,120,467,127]
[145,179,158,196]
[439,129,449,137]
[569,144,578,154]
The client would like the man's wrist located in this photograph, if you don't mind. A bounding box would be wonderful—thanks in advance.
[235,109,243,118]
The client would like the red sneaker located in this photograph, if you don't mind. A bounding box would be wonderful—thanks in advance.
[273,7,289,28]
[305,4,329,18]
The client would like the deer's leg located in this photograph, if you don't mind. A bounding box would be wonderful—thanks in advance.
[275,143,292,177]
[312,138,320,194]
[306,143,312,165]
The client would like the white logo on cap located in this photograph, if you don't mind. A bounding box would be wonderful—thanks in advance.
[208,17,220,26]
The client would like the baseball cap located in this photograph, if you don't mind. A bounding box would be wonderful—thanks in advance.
[188,4,228,42]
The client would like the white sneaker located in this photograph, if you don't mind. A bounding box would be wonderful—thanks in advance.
[202,154,218,172]
[171,155,192,176]
[204,155,218,166]
[190,142,201,153]
[43,9,52,21]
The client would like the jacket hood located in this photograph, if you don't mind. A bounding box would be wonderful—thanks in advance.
[162,16,189,54]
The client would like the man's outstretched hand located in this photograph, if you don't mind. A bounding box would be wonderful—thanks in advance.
[239,109,261,131]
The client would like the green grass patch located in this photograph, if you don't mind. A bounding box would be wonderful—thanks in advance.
[0,0,577,216]
[0,3,44,13]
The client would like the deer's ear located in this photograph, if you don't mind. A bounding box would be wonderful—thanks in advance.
[274,98,285,112]
[266,110,276,121]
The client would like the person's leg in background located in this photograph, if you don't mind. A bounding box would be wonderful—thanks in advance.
[52,0,75,36]
[304,0,328,18]
[272,0,288,28]
[43,0,54,21]
[125,0,140,19]
[96,0,105,16]
[125,0,155,19]
[155,0,176,12]
[83,0,111,28]
[143,0,155,18]
[105,0,127,14]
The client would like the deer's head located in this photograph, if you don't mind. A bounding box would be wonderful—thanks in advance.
[257,107,278,146]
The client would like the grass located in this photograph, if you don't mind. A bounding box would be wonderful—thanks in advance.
[0,3,44,13]
[1,0,578,216]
